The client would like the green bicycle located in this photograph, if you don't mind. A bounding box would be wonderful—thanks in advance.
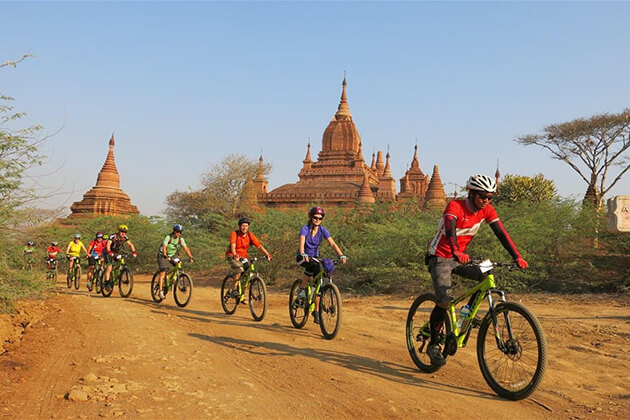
[45,258,58,283]
[289,257,342,340]
[101,253,134,298]
[405,258,547,400]
[87,255,104,294]
[66,256,82,290]
[151,257,193,307]
[221,256,269,322]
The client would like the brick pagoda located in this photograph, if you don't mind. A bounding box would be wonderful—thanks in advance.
[68,135,139,218]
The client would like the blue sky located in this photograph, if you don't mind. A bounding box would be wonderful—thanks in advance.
[2,1,629,216]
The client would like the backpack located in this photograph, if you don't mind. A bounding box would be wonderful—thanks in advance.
[167,234,182,246]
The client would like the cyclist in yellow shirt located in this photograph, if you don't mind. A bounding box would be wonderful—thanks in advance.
[65,233,88,281]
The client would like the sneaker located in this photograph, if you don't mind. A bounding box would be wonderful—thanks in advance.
[426,344,446,367]
[87,281,92,289]
[312,311,320,324]
[297,288,306,299]
[158,290,166,300]
[230,289,241,299]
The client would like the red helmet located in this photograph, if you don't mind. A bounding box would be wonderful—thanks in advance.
[308,206,325,218]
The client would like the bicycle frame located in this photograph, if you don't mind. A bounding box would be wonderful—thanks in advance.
[164,259,184,291]
[235,259,261,295]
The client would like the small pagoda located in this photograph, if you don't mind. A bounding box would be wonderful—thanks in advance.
[68,134,139,218]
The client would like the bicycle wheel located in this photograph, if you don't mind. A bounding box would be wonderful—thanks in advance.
[174,273,193,308]
[118,268,134,298]
[477,301,547,400]
[289,279,308,328]
[319,283,342,339]
[220,275,238,315]
[101,274,114,297]
[150,271,163,302]
[406,293,452,373]
[248,276,267,322]
[95,269,102,294]
[66,269,72,288]
[74,265,81,290]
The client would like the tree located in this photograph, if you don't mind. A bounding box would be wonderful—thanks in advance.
[1,56,44,225]
[516,109,630,205]
[165,154,271,227]
[495,174,556,204]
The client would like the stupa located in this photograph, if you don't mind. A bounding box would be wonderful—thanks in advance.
[257,78,382,208]
[68,135,140,218]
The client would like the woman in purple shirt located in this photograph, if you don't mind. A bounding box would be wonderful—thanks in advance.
[297,206,347,324]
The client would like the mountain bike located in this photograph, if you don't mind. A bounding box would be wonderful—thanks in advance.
[87,255,104,294]
[45,258,58,283]
[405,258,547,400]
[221,256,269,322]
[289,257,342,339]
[23,253,35,271]
[101,254,134,298]
[151,257,193,307]
[66,256,81,290]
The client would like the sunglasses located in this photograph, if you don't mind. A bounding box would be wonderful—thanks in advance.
[476,192,493,201]
[312,216,323,221]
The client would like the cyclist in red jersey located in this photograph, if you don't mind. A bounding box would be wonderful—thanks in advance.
[46,242,61,269]
[425,174,528,367]
[87,232,106,289]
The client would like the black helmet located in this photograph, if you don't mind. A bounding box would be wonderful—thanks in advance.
[308,206,325,218]
[238,217,250,226]
[173,224,184,233]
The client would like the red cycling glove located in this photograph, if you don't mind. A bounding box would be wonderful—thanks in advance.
[515,257,528,269]
[453,251,470,264]
[132,252,138,258]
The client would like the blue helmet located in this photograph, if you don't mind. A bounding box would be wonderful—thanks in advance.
[173,224,184,233]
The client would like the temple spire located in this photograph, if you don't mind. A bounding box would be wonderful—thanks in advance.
[303,141,312,163]
[383,149,393,177]
[411,144,420,169]
[96,134,120,188]
[334,76,352,120]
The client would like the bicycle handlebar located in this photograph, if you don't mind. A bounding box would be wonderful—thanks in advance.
[469,257,521,271]
[239,256,270,263]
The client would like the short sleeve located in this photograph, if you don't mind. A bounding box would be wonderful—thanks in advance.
[180,237,187,248]
[248,232,261,248]
[484,205,500,224]
[162,235,171,246]
[320,226,331,239]
[300,225,310,237]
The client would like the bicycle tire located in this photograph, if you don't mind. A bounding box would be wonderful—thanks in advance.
[174,273,193,308]
[101,275,114,297]
[405,293,452,373]
[477,301,547,400]
[220,275,238,315]
[95,269,102,294]
[118,268,134,298]
[150,271,163,302]
[74,265,81,290]
[319,283,342,339]
[289,279,308,328]
[248,276,267,322]
[66,269,72,288]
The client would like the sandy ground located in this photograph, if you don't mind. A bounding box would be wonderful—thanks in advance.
[0,274,628,419]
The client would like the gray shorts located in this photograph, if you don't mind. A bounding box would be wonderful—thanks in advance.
[157,253,171,272]
[428,256,484,305]
[227,257,245,274]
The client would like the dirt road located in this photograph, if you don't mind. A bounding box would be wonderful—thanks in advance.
[1,274,628,419]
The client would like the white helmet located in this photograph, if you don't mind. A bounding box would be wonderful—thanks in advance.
[466,174,496,193]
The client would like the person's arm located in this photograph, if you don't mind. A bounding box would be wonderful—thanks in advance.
[443,214,469,263]
[489,220,527,268]
[87,242,94,254]
[65,242,72,255]
[299,234,309,262]
[327,237,347,264]
[106,240,113,255]
[257,244,272,260]
[183,245,193,260]
[81,243,89,256]
[126,240,137,254]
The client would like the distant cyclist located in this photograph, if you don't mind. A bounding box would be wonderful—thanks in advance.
[22,241,35,269]
[225,217,272,296]
[46,241,61,269]
[87,232,106,289]
[65,234,88,280]
[296,206,346,324]
[425,174,528,367]
[156,224,194,300]
[103,225,137,285]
